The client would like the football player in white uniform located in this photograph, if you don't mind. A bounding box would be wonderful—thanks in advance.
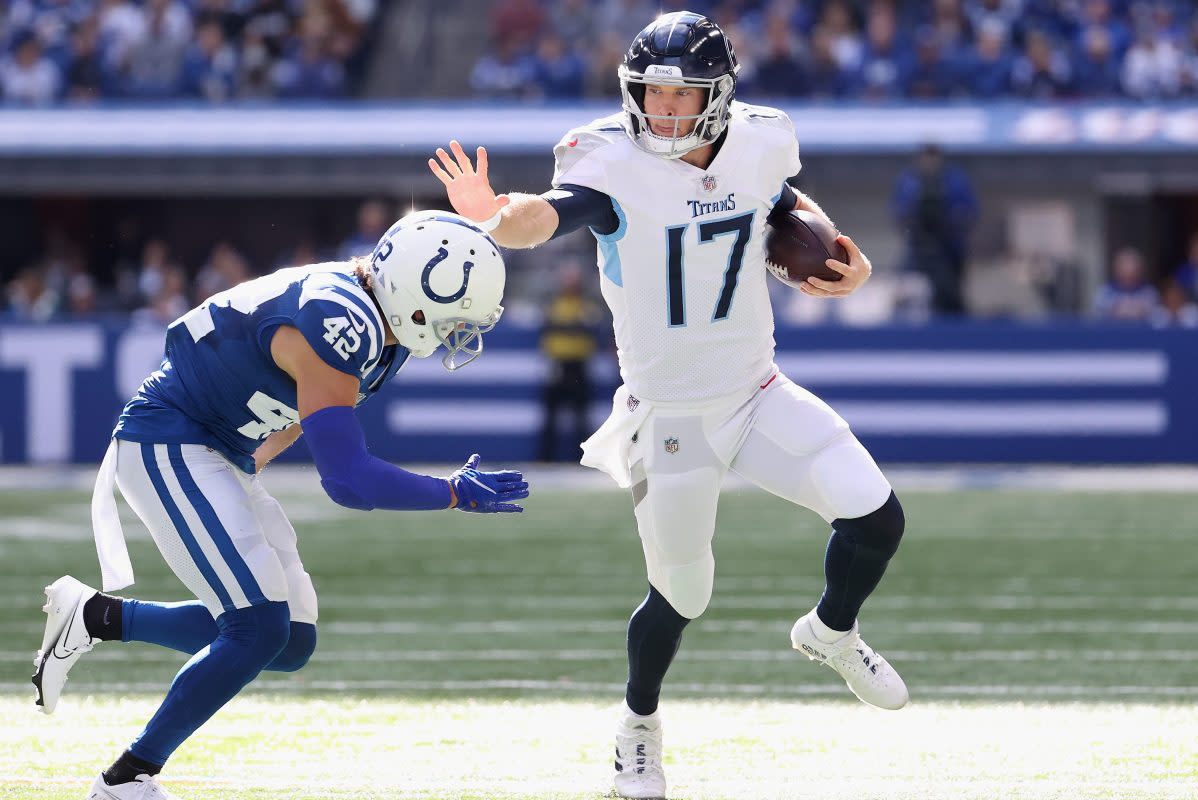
[430,12,907,798]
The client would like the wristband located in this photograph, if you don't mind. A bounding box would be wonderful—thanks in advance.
[477,210,503,232]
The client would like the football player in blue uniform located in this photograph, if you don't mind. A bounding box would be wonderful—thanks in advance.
[33,211,528,800]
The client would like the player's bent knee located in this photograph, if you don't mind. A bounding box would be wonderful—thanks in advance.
[834,491,905,558]
[268,622,317,672]
[216,601,292,667]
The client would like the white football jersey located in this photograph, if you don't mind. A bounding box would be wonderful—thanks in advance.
[552,101,802,402]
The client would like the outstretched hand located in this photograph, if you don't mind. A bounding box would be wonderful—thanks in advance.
[428,141,511,224]
[447,453,529,513]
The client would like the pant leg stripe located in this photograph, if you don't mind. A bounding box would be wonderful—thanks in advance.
[140,443,235,612]
[168,444,267,606]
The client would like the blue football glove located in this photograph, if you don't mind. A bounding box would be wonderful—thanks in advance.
[447,454,529,513]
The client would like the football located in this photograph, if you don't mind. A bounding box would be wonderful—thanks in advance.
[764,209,849,288]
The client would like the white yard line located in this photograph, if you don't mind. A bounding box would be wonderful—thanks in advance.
[4,647,1196,665]
[2,678,1194,697]
[4,617,1198,636]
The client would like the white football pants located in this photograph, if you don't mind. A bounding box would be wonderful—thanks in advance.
[112,440,318,623]
[619,371,891,619]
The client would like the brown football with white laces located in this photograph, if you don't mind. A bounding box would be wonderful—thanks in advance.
[764,209,848,288]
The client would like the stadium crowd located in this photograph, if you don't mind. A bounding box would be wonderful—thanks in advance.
[0,0,376,104]
[5,198,1197,326]
[470,0,1198,101]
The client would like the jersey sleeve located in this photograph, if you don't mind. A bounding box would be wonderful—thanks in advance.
[543,183,620,238]
[551,117,624,193]
[291,281,385,377]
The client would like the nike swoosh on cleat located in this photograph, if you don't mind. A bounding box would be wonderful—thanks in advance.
[51,605,80,659]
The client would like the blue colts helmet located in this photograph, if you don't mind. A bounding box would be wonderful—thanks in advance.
[619,11,740,159]
[369,211,505,370]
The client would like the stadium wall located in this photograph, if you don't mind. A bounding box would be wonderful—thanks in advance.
[0,319,1192,466]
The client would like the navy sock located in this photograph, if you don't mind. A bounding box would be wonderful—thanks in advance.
[122,599,316,672]
[102,750,160,785]
[126,601,291,766]
[83,593,124,641]
[817,492,906,631]
[625,586,691,716]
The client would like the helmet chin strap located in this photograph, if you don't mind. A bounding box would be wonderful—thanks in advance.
[640,126,703,158]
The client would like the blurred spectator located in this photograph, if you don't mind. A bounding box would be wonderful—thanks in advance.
[6,0,376,104]
[529,34,586,100]
[1072,27,1123,97]
[965,0,1023,44]
[1150,281,1198,328]
[136,238,175,306]
[1,30,62,104]
[337,199,389,261]
[854,5,907,99]
[596,0,658,48]
[892,144,978,314]
[1121,27,1183,98]
[133,263,189,326]
[967,20,1012,97]
[180,20,237,101]
[194,241,251,303]
[97,0,149,67]
[273,32,346,99]
[820,1,864,72]
[549,0,594,48]
[1092,247,1160,321]
[491,0,545,53]
[1172,232,1198,296]
[1075,0,1130,57]
[470,39,536,99]
[537,262,602,462]
[806,26,854,98]
[236,26,276,98]
[928,0,973,68]
[64,16,108,100]
[65,268,99,315]
[585,32,626,97]
[123,1,189,97]
[903,28,957,98]
[1011,29,1072,98]
[6,266,60,320]
[743,24,808,97]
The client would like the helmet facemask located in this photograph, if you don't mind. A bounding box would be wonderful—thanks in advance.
[430,306,503,371]
[619,65,736,159]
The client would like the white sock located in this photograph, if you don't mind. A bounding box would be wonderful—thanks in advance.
[622,700,659,721]
[807,609,851,644]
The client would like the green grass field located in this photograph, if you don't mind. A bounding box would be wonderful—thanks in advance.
[2,480,1196,798]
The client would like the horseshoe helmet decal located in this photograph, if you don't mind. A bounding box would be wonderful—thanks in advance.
[421,247,475,304]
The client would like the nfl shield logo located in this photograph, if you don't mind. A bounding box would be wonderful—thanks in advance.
[701,175,718,193]
[664,437,680,454]
[627,394,641,412]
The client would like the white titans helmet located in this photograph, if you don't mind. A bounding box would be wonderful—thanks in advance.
[368,211,505,370]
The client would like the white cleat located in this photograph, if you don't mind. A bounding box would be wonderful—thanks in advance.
[33,575,98,714]
[86,773,181,800]
[791,612,909,710]
[614,702,666,799]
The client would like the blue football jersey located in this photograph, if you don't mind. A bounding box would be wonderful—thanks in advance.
[115,262,409,473]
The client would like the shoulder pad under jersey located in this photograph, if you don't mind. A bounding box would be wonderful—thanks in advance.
[552,113,629,191]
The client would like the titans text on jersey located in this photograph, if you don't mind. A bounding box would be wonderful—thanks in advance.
[551,102,803,403]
